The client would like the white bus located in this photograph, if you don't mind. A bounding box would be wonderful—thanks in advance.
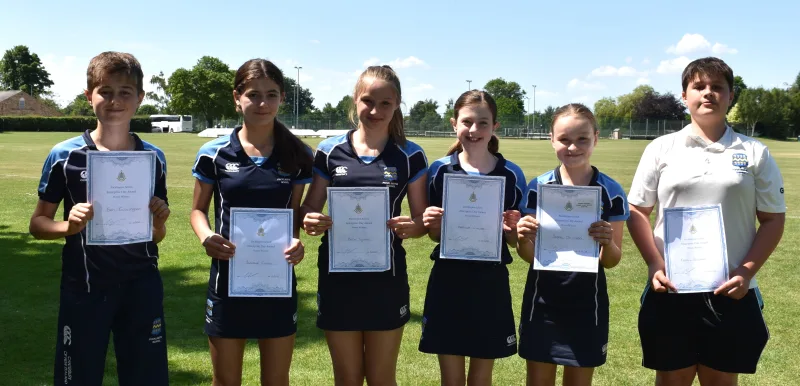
[150,114,193,133]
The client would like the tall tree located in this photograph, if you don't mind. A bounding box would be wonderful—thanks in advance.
[165,56,237,127]
[633,91,685,120]
[407,99,440,130]
[484,78,526,117]
[539,106,556,130]
[737,88,770,137]
[729,75,747,112]
[146,71,171,113]
[593,97,618,119]
[278,77,315,118]
[617,85,655,119]
[0,45,54,96]
[136,104,160,115]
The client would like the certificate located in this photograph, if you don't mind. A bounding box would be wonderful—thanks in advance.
[327,187,391,272]
[440,174,505,262]
[228,208,293,297]
[86,151,155,245]
[534,184,602,273]
[664,205,729,293]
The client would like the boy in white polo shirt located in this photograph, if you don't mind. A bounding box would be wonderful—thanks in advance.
[627,57,786,386]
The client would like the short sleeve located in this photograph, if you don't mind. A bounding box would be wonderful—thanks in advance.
[37,149,67,204]
[406,143,428,184]
[753,145,786,213]
[628,140,661,208]
[606,181,630,222]
[154,150,168,205]
[192,143,218,185]
[294,146,314,184]
[508,163,527,210]
[427,162,444,208]
[520,181,538,215]
[313,147,331,180]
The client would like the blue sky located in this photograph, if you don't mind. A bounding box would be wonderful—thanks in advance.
[3,0,798,115]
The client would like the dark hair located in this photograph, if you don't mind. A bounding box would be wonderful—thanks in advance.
[681,57,734,92]
[351,65,406,146]
[551,103,598,133]
[446,90,499,155]
[86,52,144,94]
[234,59,312,173]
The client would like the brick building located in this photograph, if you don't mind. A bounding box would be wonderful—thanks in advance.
[0,90,62,116]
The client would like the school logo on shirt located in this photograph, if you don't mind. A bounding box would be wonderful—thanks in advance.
[225,162,240,173]
[383,167,398,181]
[333,166,348,177]
[732,153,748,173]
[63,325,72,346]
[80,170,87,181]
[276,163,292,177]
[149,317,163,344]
[506,334,517,346]
[293,312,298,324]
[206,299,213,317]
[601,343,608,356]
[399,305,409,317]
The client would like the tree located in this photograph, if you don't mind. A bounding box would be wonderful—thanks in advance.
[0,45,54,96]
[407,99,440,130]
[137,104,160,115]
[617,85,655,119]
[146,71,171,113]
[633,91,685,120]
[737,88,769,137]
[335,95,354,128]
[730,75,747,112]
[593,98,618,119]
[539,106,556,131]
[38,96,62,113]
[442,98,455,128]
[278,77,315,119]
[63,93,93,116]
[164,56,237,127]
[484,78,526,119]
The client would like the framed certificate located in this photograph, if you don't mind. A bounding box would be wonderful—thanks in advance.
[327,187,391,272]
[534,184,602,273]
[440,174,505,262]
[228,208,293,297]
[86,151,156,245]
[664,205,729,293]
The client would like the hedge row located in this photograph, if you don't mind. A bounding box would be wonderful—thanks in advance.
[0,116,152,132]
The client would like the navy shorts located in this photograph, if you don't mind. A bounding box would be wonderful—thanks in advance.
[317,271,410,331]
[205,278,298,339]
[518,268,609,367]
[418,260,517,359]
[54,267,168,386]
[638,286,768,374]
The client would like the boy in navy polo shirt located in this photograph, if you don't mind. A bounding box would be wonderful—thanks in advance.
[29,52,170,386]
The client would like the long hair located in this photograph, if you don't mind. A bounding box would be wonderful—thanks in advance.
[234,59,312,173]
[550,103,598,134]
[351,65,406,146]
[446,90,500,155]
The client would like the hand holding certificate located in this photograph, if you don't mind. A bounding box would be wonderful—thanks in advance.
[664,205,729,293]
[228,208,293,297]
[86,151,155,245]
[534,184,602,273]
[327,187,391,272]
[440,174,506,262]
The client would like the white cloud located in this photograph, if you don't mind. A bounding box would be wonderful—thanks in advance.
[666,33,711,55]
[573,95,591,103]
[363,57,380,67]
[589,65,641,77]
[642,58,651,65]
[636,77,651,85]
[657,56,691,74]
[567,78,605,90]
[309,39,320,44]
[389,56,426,69]
[411,83,434,91]
[711,43,738,55]
[626,57,633,64]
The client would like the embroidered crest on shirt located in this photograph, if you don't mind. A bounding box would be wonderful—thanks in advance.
[383,167,398,181]
[731,153,748,173]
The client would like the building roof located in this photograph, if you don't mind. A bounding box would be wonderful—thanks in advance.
[0,90,22,103]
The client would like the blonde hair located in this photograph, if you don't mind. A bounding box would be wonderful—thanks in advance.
[351,65,406,146]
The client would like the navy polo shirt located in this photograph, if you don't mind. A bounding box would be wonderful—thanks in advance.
[37,130,168,293]
[520,166,630,311]
[313,130,428,276]
[192,126,312,294]
[427,152,526,264]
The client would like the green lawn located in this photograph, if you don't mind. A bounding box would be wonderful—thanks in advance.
[0,132,797,386]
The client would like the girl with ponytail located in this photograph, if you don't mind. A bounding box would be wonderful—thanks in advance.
[419,90,527,385]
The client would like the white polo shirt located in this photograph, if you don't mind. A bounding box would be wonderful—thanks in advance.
[628,124,786,288]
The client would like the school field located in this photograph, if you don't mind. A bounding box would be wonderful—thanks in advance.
[0,132,797,386]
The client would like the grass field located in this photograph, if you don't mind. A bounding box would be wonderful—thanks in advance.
[0,131,797,386]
